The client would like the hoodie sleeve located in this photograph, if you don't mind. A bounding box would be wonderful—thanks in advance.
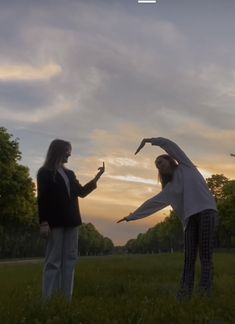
[126,189,171,221]
[150,137,194,167]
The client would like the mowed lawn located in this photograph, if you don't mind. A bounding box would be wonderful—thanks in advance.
[0,253,234,324]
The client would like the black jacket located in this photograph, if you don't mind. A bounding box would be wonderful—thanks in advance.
[37,167,97,227]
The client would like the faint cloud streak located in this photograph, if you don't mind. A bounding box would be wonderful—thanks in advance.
[107,174,157,185]
[0,63,61,81]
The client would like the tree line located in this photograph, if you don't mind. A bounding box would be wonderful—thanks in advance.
[0,127,113,258]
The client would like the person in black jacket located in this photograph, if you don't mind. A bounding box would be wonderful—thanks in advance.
[37,139,105,301]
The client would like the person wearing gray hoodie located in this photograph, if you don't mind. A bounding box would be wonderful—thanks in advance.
[118,137,217,299]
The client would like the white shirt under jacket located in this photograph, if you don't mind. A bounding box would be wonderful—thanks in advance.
[126,137,217,230]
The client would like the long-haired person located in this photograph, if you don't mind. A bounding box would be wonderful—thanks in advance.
[37,139,105,301]
[117,137,217,300]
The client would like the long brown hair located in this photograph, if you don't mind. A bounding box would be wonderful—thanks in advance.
[155,154,178,188]
[43,139,71,171]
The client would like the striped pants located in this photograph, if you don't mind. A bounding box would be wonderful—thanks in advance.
[178,209,217,299]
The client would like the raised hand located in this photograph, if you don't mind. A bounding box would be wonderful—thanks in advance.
[98,161,105,175]
[94,161,105,182]
[134,138,152,155]
[135,139,147,155]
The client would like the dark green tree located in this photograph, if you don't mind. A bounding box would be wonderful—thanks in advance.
[0,127,40,257]
[206,174,229,201]
[78,223,114,255]
[217,180,235,247]
[0,127,37,228]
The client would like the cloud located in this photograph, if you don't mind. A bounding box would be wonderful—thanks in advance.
[107,175,157,186]
[0,63,61,81]
[0,95,73,123]
[107,157,138,167]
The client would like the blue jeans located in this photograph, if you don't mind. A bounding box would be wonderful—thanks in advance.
[42,226,78,301]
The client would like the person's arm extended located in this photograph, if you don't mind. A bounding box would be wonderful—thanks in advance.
[135,137,193,167]
[72,162,105,198]
[117,190,170,223]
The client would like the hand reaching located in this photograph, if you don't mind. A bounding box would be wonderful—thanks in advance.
[116,217,128,223]
[134,138,152,155]
[135,139,146,155]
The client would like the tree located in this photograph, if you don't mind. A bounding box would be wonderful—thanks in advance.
[0,127,39,257]
[0,127,37,228]
[78,223,114,255]
[206,174,229,201]
[162,211,183,251]
[206,174,235,248]
[103,237,114,254]
[217,180,235,247]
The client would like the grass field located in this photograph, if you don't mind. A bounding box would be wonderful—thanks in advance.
[0,253,234,324]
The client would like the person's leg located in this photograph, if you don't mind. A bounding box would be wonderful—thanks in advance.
[61,226,78,301]
[198,209,217,296]
[177,214,199,300]
[42,227,64,300]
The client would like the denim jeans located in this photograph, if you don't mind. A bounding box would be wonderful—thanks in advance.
[42,226,78,301]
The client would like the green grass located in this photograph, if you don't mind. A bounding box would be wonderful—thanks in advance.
[0,253,234,323]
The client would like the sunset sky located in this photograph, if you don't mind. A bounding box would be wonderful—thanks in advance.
[1,0,235,245]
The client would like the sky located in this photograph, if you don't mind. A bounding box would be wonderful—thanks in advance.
[1,0,235,245]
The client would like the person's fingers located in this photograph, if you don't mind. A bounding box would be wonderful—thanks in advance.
[98,162,105,172]
[135,140,145,155]
[134,146,139,155]
[117,217,127,223]
[40,227,50,239]
[134,145,142,155]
